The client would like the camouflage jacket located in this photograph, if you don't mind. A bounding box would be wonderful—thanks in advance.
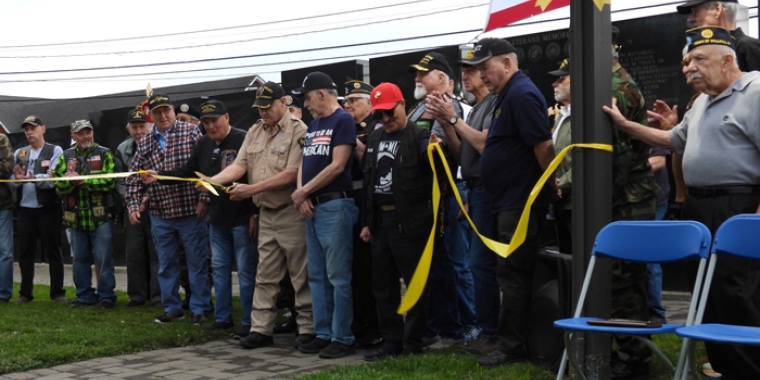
[611,62,659,218]
[0,134,14,210]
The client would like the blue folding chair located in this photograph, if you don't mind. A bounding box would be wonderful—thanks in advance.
[553,221,712,380]
[674,214,760,380]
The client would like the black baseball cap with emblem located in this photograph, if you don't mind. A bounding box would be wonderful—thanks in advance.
[175,103,201,120]
[460,39,517,66]
[408,52,454,77]
[200,99,228,119]
[284,95,302,109]
[21,115,44,128]
[148,94,172,112]
[253,82,286,109]
[344,80,373,96]
[677,0,737,14]
[127,108,146,123]
[685,25,736,51]
[291,72,337,95]
[548,59,570,77]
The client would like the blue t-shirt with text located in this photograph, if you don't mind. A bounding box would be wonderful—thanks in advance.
[301,108,357,196]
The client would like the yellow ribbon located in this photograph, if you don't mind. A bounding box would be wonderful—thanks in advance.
[0,171,219,196]
[397,142,613,314]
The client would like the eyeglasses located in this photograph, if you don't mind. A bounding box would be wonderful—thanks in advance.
[343,96,366,106]
[210,148,221,166]
[375,101,401,119]
[555,76,567,84]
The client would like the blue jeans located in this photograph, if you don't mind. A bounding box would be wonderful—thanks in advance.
[210,224,257,326]
[70,222,116,304]
[305,198,358,345]
[468,185,499,338]
[647,202,668,319]
[445,182,476,328]
[150,215,212,315]
[0,209,13,300]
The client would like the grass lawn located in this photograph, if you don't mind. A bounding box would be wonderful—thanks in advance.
[301,334,697,380]
[0,283,241,375]
[0,283,704,379]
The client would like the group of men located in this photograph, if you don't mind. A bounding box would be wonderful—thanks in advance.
[2,0,759,376]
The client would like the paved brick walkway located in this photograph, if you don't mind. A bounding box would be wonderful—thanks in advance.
[4,264,692,379]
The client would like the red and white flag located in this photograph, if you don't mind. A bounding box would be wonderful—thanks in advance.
[484,0,570,33]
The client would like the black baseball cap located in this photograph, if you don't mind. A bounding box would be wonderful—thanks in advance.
[200,99,228,119]
[344,80,374,96]
[252,82,286,109]
[284,95,302,108]
[127,108,146,123]
[677,0,737,14]
[408,52,454,77]
[548,59,570,77]
[175,103,201,120]
[686,25,736,51]
[291,72,337,95]
[148,94,172,112]
[460,39,517,66]
[21,115,44,128]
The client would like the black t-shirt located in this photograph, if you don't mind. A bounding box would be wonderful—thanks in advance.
[373,131,401,205]
[160,127,257,228]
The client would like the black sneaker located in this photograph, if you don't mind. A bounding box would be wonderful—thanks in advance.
[191,314,208,325]
[476,350,528,368]
[319,341,356,359]
[364,345,403,362]
[298,337,331,354]
[69,300,96,309]
[239,332,274,349]
[204,321,233,331]
[125,300,145,308]
[155,310,185,323]
[355,335,384,349]
[99,300,115,310]
[232,325,251,340]
[295,333,317,349]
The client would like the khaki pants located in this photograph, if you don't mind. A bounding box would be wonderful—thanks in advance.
[251,205,313,335]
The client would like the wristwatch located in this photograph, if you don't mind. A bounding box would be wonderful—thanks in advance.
[449,115,458,125]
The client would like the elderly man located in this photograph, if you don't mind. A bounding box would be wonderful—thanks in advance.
[0,134,13,304]
[284,95,303,120]
[426,51,499,351]
[10,116,66,304]
[115,108,160,308]
[408,51,472,345]
[461,38,557,368]
[604,26,760,380]
[211,82,313,349]
[175,103,201,127]
[343,79,383,348]
[360,82,433,361]
[127,94,212,324]
[678,0,760,71]
[290,72,359,359]
[146,99,258,336]
[54,120,117,309]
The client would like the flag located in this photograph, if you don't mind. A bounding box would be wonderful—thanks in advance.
[484,0,570,33]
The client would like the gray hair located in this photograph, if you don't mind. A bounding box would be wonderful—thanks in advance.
[717,44,739,68]
[324,89,339,98]
[348,93,371,100]
[704,1,737,22]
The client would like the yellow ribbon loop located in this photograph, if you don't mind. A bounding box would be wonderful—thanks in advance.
[0,171,220,196]
[397,142,613,315]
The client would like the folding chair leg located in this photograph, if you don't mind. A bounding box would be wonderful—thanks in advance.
[558,331,587,380]
[628,336,674,373]
[673,337,690,380]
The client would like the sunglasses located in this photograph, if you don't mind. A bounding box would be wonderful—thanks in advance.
[555,75,567,84]
[375,101,401,119]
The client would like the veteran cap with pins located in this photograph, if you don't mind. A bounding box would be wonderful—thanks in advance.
[148,94,172,112]
[345,80,374,96]
[127,108,146,123]
[460,39,517,66]
[252,82,286,109]
[685,25,736,52]
[409,52,454,77]
[200,99,228,119]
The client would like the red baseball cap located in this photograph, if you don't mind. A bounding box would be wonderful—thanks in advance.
[370,82,404,112]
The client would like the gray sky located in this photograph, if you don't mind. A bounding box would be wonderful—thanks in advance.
[0,0,756,99]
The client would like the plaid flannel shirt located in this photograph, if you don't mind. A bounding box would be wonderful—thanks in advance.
[54,144,115,231]
[126,120,205,220]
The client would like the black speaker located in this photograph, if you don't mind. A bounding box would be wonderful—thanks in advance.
[527,249,572,373]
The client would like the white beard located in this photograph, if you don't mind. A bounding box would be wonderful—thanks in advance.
[414,84,428,100]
